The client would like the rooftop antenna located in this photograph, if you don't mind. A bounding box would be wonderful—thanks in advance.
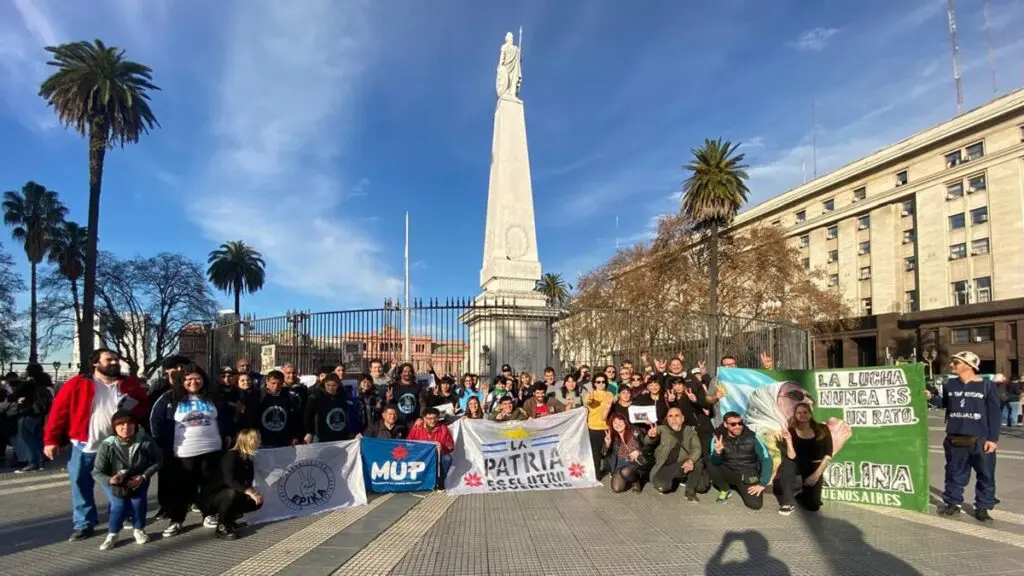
[812,100,818,179]
[802,157,808,185]
[982,0,997,93]
[946,0,964,114]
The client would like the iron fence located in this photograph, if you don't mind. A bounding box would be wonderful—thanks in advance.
[203,298,809,379]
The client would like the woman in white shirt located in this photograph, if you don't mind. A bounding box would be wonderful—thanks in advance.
[150,365,232,537]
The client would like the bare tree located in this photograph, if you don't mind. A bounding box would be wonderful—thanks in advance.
[39,251,217,377]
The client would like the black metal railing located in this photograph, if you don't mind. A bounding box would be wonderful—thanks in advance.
[202,298,809,379]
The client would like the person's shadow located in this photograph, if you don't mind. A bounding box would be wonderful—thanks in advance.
[706,531,791,576]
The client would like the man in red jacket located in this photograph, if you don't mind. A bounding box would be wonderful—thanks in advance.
[44,348,149,542]
[407,407,455,489]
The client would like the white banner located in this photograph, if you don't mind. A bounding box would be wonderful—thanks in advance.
[248,439,368,524]
[444,408,601,494]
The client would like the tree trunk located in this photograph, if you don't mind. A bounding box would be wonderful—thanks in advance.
[233,278,241,317]
[70,278,82,332]
[79,120,108,373]
[708,222,720,378]
[28,261,38,365]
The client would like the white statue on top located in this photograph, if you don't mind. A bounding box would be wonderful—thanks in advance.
[495,31,522,99]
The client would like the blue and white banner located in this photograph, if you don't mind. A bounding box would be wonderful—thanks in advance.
[247,439,367,525]
[444,408,601,495]
[361,437,438,493]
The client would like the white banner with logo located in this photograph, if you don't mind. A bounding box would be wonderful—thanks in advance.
[444,408,601,494]
[248,439,368,525]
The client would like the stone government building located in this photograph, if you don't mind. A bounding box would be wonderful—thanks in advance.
[729,90,1024,376]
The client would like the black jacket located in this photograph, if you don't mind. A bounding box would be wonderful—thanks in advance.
[254,389,303,448]
[205,450,255,494]
[304,391,352,442]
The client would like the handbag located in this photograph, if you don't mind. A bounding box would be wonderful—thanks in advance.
[946,434,978,448]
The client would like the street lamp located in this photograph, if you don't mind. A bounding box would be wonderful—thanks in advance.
[52,361,62,379]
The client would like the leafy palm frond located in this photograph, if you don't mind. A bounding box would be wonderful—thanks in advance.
[207,241,267,316]
[681,138,750,230]
[39,39,160,144]
[536,272,570,307]
[48,221,88,281]
[2,181,68,263]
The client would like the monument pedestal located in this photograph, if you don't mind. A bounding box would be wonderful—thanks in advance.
[462,294,560,381]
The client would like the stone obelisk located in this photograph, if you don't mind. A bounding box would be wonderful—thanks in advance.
[463,31,557,379]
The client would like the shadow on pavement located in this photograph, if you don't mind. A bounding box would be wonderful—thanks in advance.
[705,531,790,576]
[801,511,922,575]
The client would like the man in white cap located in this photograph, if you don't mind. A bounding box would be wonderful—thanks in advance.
[936,351,1000,523]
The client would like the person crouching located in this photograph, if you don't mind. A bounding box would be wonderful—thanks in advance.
[201,428,264,539]
[91,410,162,550]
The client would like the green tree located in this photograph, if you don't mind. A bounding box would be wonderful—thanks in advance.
[207,241,267,316]
[39,39,160,372]
[680,138,750,374]
[47,220,88,332]
[536,272,571,307]
[2,182,68,364]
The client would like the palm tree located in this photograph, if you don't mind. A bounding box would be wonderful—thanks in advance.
[207,241,267,317]
[48,221,88,331]
[2,182,69,364]
[681,138,750,372]
[39,39,160,370]
[536,272,571,307]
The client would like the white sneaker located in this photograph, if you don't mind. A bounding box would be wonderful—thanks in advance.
[202,515,219,529]
[99,533,117,551]
[162,522,182,537]
[133,529,149,544]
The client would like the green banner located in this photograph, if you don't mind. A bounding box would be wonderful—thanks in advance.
[716,364,929,512]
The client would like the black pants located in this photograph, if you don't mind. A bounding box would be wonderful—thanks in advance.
[652,459,705,496]
[772,457,798,507]
[204,488,262,524]
[156,447,174,512]
[588,429,606,478]
[168,451,222,523]
[707,463,764,510]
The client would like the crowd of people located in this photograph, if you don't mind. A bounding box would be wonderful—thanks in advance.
[8,345,1013,549]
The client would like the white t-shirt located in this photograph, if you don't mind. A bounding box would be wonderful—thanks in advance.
[173,396,222,458]
[84,380,123,453]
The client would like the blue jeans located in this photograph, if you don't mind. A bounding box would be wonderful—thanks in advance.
[438,453,453,488]
[14,416,43,468]
[68,444,98,531]
[1003,402,1021,427]
[942,436,996,510]
[100,480,149,533]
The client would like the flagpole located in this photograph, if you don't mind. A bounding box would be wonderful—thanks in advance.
[404,211,411,362]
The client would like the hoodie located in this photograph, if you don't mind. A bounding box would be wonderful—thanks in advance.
[92,429,163,485]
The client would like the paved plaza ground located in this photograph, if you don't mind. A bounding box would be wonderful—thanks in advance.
[2,413,1022,576]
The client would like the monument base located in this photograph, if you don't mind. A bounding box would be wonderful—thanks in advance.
[460,298,561,382]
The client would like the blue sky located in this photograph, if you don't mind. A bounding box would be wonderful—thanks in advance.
[1,0,1022,326]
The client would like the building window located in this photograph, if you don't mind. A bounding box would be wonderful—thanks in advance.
[970,206,988,225]
[414,344,425,353]
[826,225,838,240]
[967,174,986,193]
[902,229,915,244]
[973,325,994,342]
[828,250,838,264]
[975,276,991,303]
[801,257,810,270]
[799,234,809,248]
[861,298,873,316]
[895,170,908,187]
[859,266,871,280]
[946,182,964,200]
[952,280,969,305]
[858,241,870,255]
[965,141,984,161]
[771,219,781,227]
[949,243,967,260]
[901,200,914,216]
[828,274,839,287]
[905,290,918,312]
[795,210,806,224]
[952,328,971,344]
[822,198,835,212]
[853,186,866,202]
[971,238,990,255]
[945,149,962,168]
[857,215,870,230]
[904,256,916,271]
[949,213,965,230]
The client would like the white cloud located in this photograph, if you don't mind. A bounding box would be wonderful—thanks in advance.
[190,1,402,305]
[743,136,765,149]
[791,27,840,51]
[0,0,63,129]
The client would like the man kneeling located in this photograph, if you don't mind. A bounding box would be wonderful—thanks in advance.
[645,408,704,502]
[708,412,772,510]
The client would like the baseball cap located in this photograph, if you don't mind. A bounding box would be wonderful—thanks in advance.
[950,351,980,371]
[111,409,137,428]
[501,364,513,372]
[218,366,238,375]
[690,367,702,375]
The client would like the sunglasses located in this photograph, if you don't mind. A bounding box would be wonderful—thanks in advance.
[725,421,743,427]
[784,390,811,401]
